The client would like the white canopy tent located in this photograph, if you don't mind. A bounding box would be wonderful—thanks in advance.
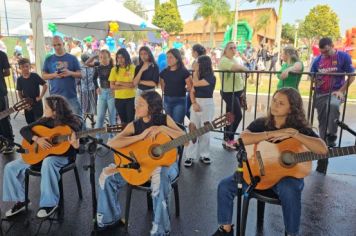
[54,0,160,39]
[9,22,52,37]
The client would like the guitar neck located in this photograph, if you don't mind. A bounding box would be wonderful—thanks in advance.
[0,107,15,120]
[157,123,214,154]
[57,127,107,142]
[295,146,356,163]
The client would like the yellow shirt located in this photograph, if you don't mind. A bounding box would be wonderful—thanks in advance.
[109,65,136,99]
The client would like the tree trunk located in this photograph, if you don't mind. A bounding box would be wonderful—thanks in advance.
[209,17,214,48]
[155,0,160,13]
[275,0,283,65]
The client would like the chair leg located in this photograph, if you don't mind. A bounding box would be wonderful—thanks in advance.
[58,177,64,218]
[73,166,83,199]
[25,170,30,212]
[256,200,265,230]
[124,185,133,233]
[240,196,251,236]
[173,183,180,217]
[146,192,153,212]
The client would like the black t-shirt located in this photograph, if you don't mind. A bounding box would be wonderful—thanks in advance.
[0,51,10,96]
[16,73,46,99]
[160,67,190,97]
[93,64,112,89]
[134,64,159,90]
[133,114,167,135]
[194,74,216,98]
[246,117,319,138]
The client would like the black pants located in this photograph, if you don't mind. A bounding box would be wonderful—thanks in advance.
[24,101,43,124]
[115,98,135,123]
[221,90,243,141]
[0,95,14,144]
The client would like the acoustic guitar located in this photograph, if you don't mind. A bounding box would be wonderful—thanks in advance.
[243,138,356,190]
[113,113,233,185]
[21,124,125,164]
[0,98,32,120]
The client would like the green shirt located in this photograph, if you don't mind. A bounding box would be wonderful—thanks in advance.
[218,56,244,92]
[277,62,304,90]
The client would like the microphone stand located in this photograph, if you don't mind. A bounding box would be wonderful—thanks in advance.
[82,136,140,235]
[235,138,260,236]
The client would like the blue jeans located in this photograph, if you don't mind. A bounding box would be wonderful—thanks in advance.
[67,96,82,117]
[217,175,304,235]
[97,163,178,236]
[163,96,186,124]
[95,88,116,138]
[2,156,69,207]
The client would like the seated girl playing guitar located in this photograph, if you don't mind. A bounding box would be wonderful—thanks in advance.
[2,95,81,219]
[212,88,328,236]
[96,91,185,235]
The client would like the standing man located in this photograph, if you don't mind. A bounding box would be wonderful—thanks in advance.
[311,37,355,174]
[243,41,256,71]
[0,50,15,153]
[42,36,82,115]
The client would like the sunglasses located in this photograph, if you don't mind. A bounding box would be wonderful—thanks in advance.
[229,46,237,50]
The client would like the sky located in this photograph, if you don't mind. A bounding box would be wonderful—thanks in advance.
[0,0,354,36]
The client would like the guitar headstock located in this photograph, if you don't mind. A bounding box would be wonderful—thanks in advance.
[13,98,33,111]
[212,113,234,129]
[106,124,126,133]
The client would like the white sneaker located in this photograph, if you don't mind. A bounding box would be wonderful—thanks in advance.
[200,156,212,164]
[36,205,58,218]
[5,201,30,217]
[184,158,194,167]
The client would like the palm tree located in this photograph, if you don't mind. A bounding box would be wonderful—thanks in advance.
[251,0,298,61]
[192,0,231,47]
[254,13,271,44]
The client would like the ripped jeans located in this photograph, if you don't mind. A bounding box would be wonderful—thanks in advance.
[96,162,178,236]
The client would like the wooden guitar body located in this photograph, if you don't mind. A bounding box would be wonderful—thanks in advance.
[243,138,311,190]
[114,133,177,185]
[22,125,72,165]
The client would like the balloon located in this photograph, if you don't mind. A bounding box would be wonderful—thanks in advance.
[160,31,169,40]
[48,23,57,34]
[157,53,168,72]
[140,22,147,29]
[53,31,65,39]
[84,36,93,43]
[109,21,119,33]
[106,36,116,52]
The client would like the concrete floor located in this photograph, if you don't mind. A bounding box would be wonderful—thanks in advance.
[1,104,356,236]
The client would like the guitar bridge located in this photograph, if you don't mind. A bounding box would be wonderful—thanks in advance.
[256,151,265,176]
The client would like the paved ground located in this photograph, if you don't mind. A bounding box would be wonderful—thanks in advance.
[1,97,356,236]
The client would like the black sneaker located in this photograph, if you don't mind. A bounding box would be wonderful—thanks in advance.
[184,158,193,167]
[2,145,14,154]
[36,205,58,218]
[96,218,125,232]
[5,201,30,217]
[200,156,212,164]
[316,159,328,175]
[212,225,234,236]
[326,134,337,147]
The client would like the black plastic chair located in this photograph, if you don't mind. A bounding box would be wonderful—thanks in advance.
[24,158,83,219]
[124,123,186,232]
[240,188,282,236]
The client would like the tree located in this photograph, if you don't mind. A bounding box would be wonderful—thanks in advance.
[281,23,296,44]
[171,0,178,8]
[152,2,183,34]
[192,0,231,47]
[155,0,160,13]
[299,5,340,42]
[251,0,299,62]
[254,13,271,44]
[121,0,148,42]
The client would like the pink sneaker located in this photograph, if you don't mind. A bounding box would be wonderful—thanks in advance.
[222,140,237,151]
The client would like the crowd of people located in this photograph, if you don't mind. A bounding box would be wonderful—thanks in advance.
[0,35,354,236]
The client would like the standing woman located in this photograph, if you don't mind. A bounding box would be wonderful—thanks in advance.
[160,48,191,124]
[109,48,136,123]
[277,46,304,90]
[218,41,248,150]
[186,44,206,119]
[184,55,216,166]
[133,46,159,97]
[86,49,116,138]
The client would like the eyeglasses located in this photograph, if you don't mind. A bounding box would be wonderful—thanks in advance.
[229,46,237,50]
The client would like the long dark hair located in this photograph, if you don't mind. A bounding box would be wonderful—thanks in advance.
[197,55,214,80]
[138,46,157,67]
[266,88,309,129]
[192,44,206,57]
[115,48,132,72]
[100,49,113,67]
[167,48,185,70]
[140,91,163,117]
[45,95,82,129]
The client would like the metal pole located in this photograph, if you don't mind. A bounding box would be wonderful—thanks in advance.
[232,0,239,43]
[3,0,10,36]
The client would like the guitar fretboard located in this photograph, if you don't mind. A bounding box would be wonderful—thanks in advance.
[295,146,356,163]
[158,123,214,154]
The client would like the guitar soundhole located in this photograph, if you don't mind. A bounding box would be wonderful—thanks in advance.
[281,152,296,167]
[51,136,60,145]
[149,145,163,160]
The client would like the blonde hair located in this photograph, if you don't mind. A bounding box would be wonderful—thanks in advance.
[283,46,299,63]
[223,41,236,56]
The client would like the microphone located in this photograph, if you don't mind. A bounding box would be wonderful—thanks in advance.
[335,119,356,136]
